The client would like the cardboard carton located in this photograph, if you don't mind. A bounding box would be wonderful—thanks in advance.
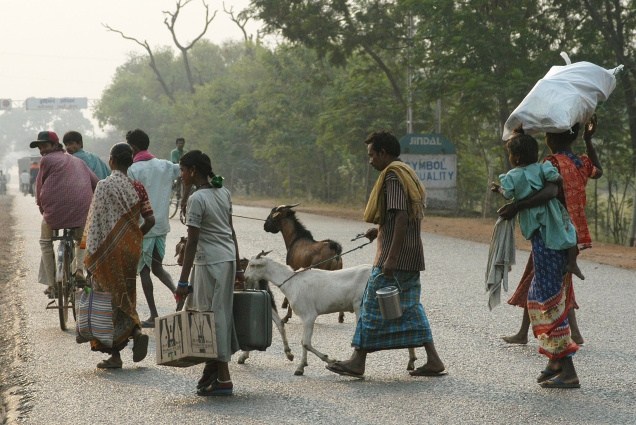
[155,310,217,367]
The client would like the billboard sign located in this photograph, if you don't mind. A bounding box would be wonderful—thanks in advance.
[24,97,88,110]
[399,133,457,209]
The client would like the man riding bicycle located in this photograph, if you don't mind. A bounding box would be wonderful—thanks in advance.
[31,131,98,296]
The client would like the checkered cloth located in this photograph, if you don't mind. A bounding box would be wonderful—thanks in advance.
[352,267,432,352]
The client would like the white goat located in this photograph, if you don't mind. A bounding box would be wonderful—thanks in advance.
[244,252,417,376]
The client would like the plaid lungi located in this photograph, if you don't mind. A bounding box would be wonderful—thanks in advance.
[352,267,432,352]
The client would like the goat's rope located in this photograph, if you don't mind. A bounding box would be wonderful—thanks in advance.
[154,214,267,267]
[279,239,374,287]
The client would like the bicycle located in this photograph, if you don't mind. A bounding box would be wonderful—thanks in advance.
[169,177,182,219]
[46,228,79,331]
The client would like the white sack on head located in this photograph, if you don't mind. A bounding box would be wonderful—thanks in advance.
[502,59,623,140]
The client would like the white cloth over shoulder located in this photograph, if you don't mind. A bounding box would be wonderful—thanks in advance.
[485,217,516,311]
[502,57,623,140]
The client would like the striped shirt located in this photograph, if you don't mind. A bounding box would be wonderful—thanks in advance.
[373,172,425,271]
[36,150,99,229]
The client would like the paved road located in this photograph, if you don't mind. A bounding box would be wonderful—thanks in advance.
[7,190,636,424]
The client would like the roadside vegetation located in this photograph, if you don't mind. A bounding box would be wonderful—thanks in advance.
[1,1,634,246]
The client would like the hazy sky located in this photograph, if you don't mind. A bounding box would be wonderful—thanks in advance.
[0,0,255,102]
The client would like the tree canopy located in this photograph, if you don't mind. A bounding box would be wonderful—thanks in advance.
[92,0,636,245]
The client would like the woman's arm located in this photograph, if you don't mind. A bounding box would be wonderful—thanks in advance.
[584,114,603,178]
[229,215,245,286]
[176,225,200,297]
[139,214,155,235]
[497,181,559,219]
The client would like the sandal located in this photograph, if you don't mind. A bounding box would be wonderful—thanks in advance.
[97,356,123,369]
[537,367,562,383]
[132,333,149,362]
[197,379,233,396]
[325,362,364,378]
[141,318,156,328]
[197,362,219,390]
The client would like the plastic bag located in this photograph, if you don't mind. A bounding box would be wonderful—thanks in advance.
[502,54,623,140]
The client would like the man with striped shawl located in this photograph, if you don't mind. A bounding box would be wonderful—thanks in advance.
[326,130,446,378]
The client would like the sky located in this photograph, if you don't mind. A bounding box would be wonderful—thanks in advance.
[0,0,256,102]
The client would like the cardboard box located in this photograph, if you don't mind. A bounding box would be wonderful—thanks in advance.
[155,310,217,367]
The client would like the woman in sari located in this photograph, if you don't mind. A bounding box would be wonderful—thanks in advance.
[82,143,155,369]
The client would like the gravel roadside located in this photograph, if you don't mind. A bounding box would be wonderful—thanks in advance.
[0,195,31,424]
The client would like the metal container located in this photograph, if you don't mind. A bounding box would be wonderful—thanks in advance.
[376,286,403,320]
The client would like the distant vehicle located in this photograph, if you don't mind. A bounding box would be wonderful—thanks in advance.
[18,156,40,196]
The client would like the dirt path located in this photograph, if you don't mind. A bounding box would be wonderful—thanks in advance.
[0,195,30,424]
[234,197,635,271]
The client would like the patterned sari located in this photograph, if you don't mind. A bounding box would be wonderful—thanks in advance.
[527,234,578,359]
[83,170,151,353]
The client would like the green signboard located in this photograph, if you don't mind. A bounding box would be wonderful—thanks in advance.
[399,133,456,155]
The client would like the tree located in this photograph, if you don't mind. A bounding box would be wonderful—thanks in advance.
[251,0,409,108]
[104,0,217,100]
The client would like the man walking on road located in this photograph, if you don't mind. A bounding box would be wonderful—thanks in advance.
[326,130,446,378]
[62,131,111,180]
[127,129,180,327]
[31,130,98,295]
[170,137,186,164]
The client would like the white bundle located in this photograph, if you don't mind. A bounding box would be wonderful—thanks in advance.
[502,53,623,140]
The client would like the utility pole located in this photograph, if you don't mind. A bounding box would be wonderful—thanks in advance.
[406,13,414,134]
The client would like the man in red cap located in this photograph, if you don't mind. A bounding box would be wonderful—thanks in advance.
[30,131,99,296]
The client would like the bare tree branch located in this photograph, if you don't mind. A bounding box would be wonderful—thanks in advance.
[164,0,217,93]
[224,2,250,43]
[103,24,176,103]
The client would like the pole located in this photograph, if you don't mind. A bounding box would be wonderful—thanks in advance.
[406,14,414,134]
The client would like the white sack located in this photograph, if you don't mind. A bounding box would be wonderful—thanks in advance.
[502,60,623,140]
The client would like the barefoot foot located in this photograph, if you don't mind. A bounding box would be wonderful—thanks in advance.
[567,264,585,280]
[502,334,528,345]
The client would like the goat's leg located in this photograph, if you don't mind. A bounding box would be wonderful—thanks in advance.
[338,312,345,323]
[272,306,294,361]
[281,304,293,324]
[407,347,417,371]
[295,317,331,376]
[238,350,250,364]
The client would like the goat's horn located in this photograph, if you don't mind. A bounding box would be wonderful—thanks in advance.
[283,203,300,209]
[256,250,272,259]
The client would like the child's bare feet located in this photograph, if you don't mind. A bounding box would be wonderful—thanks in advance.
[567,264,585,280]
[502,334,528,344]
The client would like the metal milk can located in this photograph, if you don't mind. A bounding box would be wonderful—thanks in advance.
[375,274,403,320]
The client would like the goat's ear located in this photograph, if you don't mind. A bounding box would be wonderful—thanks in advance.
[256,250,272,259]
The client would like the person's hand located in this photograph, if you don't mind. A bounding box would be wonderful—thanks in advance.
[490,182,501,193]
[175,285,189,297]
[584,114,597,141]
[497,202,518,220]
[364,227,378,242]
[382,258,397,278]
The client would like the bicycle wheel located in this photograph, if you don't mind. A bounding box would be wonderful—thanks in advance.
[58,244,72,330]
[67,242,77,322]
[169,189,180,218]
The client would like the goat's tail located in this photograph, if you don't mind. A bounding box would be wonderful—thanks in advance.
[327,240,343,255]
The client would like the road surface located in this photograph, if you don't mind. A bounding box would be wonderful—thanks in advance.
[2,185,636,424]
